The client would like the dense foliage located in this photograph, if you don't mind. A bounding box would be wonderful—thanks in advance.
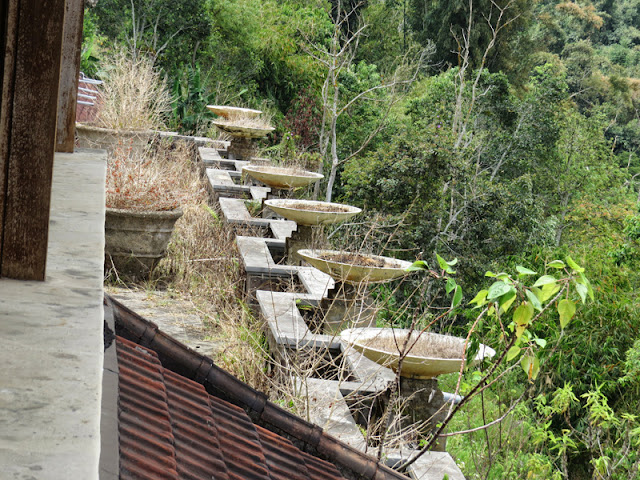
[86,0,640,477]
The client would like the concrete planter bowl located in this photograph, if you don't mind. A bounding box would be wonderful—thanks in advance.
[297,249,413,284]
[211,121,275,139]
[206,105,262,119]
[264,199,361,226]
[242,165,323,189]
[75,123,153,155]
[340,327,496,379]
[104,207,183,279]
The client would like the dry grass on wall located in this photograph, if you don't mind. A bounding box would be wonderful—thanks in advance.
[148,141,272,391]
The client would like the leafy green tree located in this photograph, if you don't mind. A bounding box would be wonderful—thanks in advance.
[356,0,417,75]
[91,0,210,70]
[407,0,536,83]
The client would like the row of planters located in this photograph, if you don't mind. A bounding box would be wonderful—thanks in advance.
[76,51,186,280]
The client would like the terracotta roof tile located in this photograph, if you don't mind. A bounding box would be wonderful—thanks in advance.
[116,335,348,480]
[164,370,230,480]
[208,395,272,480]
[256,425,312,480]
[300,451,347,480]
[117,337,179,480]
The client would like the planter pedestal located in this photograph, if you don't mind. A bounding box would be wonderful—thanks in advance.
[286,225,314,265]
[104,207,183,279]
[395,377,447,451]
[320,282,376,334]
[228,136,256,160]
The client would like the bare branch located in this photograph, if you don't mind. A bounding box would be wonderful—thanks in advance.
[401,285,569,470]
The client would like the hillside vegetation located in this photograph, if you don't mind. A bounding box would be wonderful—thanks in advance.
[86,1,640,478]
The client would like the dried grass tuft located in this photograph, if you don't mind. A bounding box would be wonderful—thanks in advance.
[105,140,204,211]
[214,112,273,130]
[95,50,171,131]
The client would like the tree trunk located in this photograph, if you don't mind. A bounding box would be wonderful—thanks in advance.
[325,69,340,202]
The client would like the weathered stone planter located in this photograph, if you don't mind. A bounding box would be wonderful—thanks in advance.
[341,327,496,450]
[104,207,183,279]
[211,122,275,160]
[76,123,154,155]
[242,165,323,190]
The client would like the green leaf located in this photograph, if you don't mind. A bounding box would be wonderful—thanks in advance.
[558,299,576,329]
[577,272,595,301]
[533,275,557,288]
[540,282,561,302]
[445,277,456,294]
[496,273,512,282]
[498,289,517,314]
[405,260,428,272]
[516,265,537,275]
[521,355,531,376]
[513,302,534,326]
[295,299,314,311]
[521,354,540,380]
[531,287,543,301]
[575,283,588,304]
[548,260,566,269]
[526,290,543,312]
[507,346,521,361]
[487,281,512,300]
[451,286,463,309]
[436,254,457,274]
[516,323,527,339]
[469,289,488,307]
[485,271,496,278]
[534,337,547,348]
[566,256,585,273]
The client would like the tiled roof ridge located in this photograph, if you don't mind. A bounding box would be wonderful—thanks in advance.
[110,294,409,480]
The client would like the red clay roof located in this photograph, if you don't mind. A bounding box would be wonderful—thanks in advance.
[117,336,349,480]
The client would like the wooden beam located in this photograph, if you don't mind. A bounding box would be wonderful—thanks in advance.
[0,0,18,261]
[0,0,67,280]
[56,0,85,153]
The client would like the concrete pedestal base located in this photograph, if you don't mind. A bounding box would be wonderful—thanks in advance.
[320,283,376,334]
[286,224,317,264]
[228,136,256,160]
[404,377,447,451]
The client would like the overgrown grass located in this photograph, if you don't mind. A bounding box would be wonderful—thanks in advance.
[95,50,171,131]
[106,138,273,392]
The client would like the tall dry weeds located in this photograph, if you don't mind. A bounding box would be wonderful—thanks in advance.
[149,140,272,391]
[106,143,183,211]
[214,111,273,130]
[96,50,171,131]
